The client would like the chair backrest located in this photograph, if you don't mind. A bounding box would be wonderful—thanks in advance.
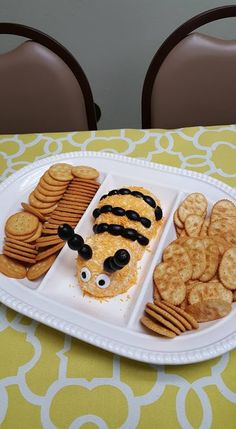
[0,23,97,133]
[142,5,236,129]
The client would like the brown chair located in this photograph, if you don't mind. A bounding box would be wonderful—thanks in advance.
[0,23,97,133]
[142,5,236,129]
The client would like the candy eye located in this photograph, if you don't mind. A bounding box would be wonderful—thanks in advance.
[96,274,111,289]
[80,267,91,282]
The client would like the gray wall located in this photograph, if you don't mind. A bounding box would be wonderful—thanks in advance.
[1,0,236,129]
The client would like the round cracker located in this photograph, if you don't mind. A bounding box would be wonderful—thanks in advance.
[208,218,236,238]
[140,316,176,338]
[153,285,161,302]
[36,239,63,248]
[43,170,70,186]
[184,214,204,238]
[4,244,37,258]
[200,217,210,237]
[36,235,63,243]
[34,188,63,203]
[4,241,37,255]
[25,222,43,243]
[178,193,207,223]
[211,199,236,222]
[39,177,68,191]
[219,247,236,290]
[37,204,58,214]
[199,237,219,282]
[37,184,66,197]
[71,165,99,180]
[5,230,37,241]
[186,299,232,322]
[49,163,73,181]
[29,192,56,209]
[173,209,184,228]
[211,235,231,256]
[5,211,39,236]
[5,238,36,249]
[163,242,192,282]
[183,238,206,279]
[27,254,57,280]
[21,202,46,222]
[153,262,186,305]
[188,281,232,305]
[0,254,27,279]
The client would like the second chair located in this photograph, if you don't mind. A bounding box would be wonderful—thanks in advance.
[142,5,236,129]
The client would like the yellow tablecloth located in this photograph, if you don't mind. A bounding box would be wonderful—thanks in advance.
[0,126,236,429]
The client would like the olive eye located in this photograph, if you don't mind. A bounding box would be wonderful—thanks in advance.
[96,274,111,289]
[80,267,91,282]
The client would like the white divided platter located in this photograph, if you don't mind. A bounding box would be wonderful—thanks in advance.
[0,151,235,365]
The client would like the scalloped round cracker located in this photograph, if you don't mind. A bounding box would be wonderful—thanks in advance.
[162,242,192,282]
[183,238,206,279]
[186,299,232,322]
[211,199,236,223]
[188,281,232,305]
[199,217,210,237]
[219,247,236,290]
[153,262,186,305]
[178,193,207,223]
[173,209,184,228]
[184,214,204,237]
[199,237,219,282]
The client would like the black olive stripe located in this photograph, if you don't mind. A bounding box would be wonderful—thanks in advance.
[99,188,163,221]
[93,205,151,228]
[93,223,149,246]
[100,188,156,207]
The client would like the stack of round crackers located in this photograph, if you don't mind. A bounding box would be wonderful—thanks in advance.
[150,194,236,331]
[0,163,100,281]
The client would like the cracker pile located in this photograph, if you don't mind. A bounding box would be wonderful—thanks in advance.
[141,193,236,338]
[0,163,99,280]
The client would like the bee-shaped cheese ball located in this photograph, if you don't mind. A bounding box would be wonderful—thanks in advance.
[58,186,163,298]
